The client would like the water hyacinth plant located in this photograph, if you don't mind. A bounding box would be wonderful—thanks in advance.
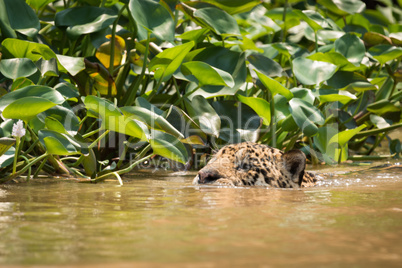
[0,0,401,183]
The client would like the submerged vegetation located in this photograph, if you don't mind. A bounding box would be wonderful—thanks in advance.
[0,0,401,183]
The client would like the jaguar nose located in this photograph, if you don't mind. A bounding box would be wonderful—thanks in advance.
[197,169,220,184]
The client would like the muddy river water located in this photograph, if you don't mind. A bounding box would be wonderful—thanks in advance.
[0,164,401,267]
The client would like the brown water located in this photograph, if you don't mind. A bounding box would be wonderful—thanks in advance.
[0,165,402,268]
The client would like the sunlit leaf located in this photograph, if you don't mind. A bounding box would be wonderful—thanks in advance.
[121,106,184,139]
[1,0,40,37]
[84,95,148,140]
[55,6,118,39]
[149,130,188,164]
[212,101,261,143]
[237,95,270,125]
[293,57,337,85]
[2,97,58,122]
[0,85,65,111]
[129,0,174,42]
[181,61,234,87]
[194,7,241,37]
[96,35,126,69]
[184,95,221,137]
[255,71,293,100]
[248,54,283,78]
[36,58,59,77]
[149,41,194,82]
[0,58,38,79]
[369,45,402,64]
[289,98,325,137]
[334,33,366,66]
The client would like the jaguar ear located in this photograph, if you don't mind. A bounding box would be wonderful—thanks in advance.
[282,149,306,186]
[234,148,248,169]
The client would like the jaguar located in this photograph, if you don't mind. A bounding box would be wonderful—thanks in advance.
[193,142,318,188]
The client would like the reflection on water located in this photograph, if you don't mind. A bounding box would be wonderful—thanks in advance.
[0,167,401,267]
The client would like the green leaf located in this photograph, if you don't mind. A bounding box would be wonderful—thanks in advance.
[0,137,15,157]
[294,10,327,31]
[289,98,325,137]
[181,61,234,87]
[26,0,55,10]
[149,41,195,82]
[55,7,118,39]
[2,97,58,122]
[0,0,17,39]
[0,146,15,169]
[248,54,283,78]
[121,106,184,139]
[36,58,59,77]
[183,46,247,98]
[292,57,337,85]
[369,45,402,64]
[149,130,188,164]
[328,124,367,162]
[129,0,174,42]
[334,33,366,66]
[194,7,240,37]
[1,38,56,62]
[196,0,261,14]
[55,54,85,76]
[38,106,80,135]
[318,89,357,104]
[39,130,81,156]
[1,0,40,37]
[84,95,148,140]
[0,58,38,79]
[211,101,261,143]
[307,52,359,71]
[184,95,221,137]
[367,100,400,115]
[0,85,65,111]
[237,95,270,125]
[318,0,365,16]
[255,71,293,100]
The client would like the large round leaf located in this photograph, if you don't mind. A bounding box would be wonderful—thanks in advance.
[212,101,261,143]
[0,85,65,111]
[121,106,184,139]
[183,46,247,98]
[84,95,148,140]
[292,57,337,86]
[194,7,240,37]
[38,106,81,136]
[2,0,40,37]
[55,7,118,39]
[255,71,293,100]
[289,98,325,137]
[129,0,174,42]
[181,61,234,87]
[184,95,221,138]
[2,97,58,122]
[248,54,283,78]
[38,130,81,156]
[1,38,56,62]
[149,41,195,82]
[0,58,38,79]
[368,45,402,64]
[149,130,188,164]
[335,33,365,66]
[237,95,270,125]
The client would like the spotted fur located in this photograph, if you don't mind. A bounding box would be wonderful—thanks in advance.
[193,142,318,188]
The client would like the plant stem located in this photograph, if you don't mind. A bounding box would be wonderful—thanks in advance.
[124,32,151,106]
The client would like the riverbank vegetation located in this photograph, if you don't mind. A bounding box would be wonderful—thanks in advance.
[0,0,401,183]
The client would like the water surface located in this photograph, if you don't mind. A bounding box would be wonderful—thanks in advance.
[0,165,401,267]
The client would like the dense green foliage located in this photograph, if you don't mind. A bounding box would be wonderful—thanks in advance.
[0,0,401,183]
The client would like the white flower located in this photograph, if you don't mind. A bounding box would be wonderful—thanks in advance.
[12,120,26,138]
